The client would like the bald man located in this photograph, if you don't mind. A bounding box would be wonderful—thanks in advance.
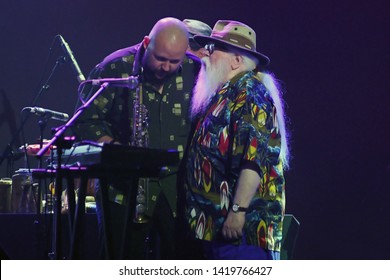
[72,17,200,259]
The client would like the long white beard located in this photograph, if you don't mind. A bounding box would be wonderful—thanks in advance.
[191,57,230,118]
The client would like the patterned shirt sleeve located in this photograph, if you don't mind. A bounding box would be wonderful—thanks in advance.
[231,77,278,180]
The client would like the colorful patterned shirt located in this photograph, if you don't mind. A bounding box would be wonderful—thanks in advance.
[185,71,285,251]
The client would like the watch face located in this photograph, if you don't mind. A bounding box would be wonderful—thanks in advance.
[232,204,239,212]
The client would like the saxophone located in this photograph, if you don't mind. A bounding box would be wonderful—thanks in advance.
[132,83,149,223]
[132,83,149,147]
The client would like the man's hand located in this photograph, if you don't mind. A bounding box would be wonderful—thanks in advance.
[222,211,246,240]
[97,135,113,143]
[97,135,120,144]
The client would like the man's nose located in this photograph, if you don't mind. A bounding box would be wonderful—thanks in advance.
[199,48,209,57]
[161,61,170,72]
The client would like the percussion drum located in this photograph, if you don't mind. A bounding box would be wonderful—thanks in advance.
[0,178,12,213]
[11,169,37,213]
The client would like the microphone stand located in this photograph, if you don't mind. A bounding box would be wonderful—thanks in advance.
[37,116,50,213]
[0,56,66,177]
[36,78,139,259]
[0,55,65,260]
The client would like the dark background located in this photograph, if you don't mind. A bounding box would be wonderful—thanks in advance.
[1,0,389,259]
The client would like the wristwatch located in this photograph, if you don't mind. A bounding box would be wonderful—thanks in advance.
[231,203,248,213]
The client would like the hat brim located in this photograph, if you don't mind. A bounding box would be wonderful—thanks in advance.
[194,35,270,67]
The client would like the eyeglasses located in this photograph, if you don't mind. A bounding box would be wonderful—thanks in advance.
[205,43,227,55]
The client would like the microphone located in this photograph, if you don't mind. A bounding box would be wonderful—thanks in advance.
[24,107,69,122]
[58,35,85,83]
[88,76,139,89]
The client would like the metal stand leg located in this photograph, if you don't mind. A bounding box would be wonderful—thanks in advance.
[69,175,87,259]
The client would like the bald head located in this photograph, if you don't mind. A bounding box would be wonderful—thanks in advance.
[142,17,190,87]
[149,17,189,45]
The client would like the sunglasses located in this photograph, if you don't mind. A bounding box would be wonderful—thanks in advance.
[204,43,228,55]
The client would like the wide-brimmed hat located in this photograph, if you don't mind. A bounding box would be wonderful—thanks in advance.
[183,19,212,37]
[194,20,270,66]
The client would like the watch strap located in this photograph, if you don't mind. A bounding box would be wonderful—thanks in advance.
[232,203,248,213]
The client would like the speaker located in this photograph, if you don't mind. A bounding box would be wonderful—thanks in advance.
[281,214,300,260]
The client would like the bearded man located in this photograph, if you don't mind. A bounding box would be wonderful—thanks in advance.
[181,20,290,260]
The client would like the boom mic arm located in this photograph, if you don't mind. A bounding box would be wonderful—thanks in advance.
[23,107,69,122]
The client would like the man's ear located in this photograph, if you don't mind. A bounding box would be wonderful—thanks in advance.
[143,36,151,49]
[231,54,243,70]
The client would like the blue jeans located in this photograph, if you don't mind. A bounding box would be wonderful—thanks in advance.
[202,233,280,260]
